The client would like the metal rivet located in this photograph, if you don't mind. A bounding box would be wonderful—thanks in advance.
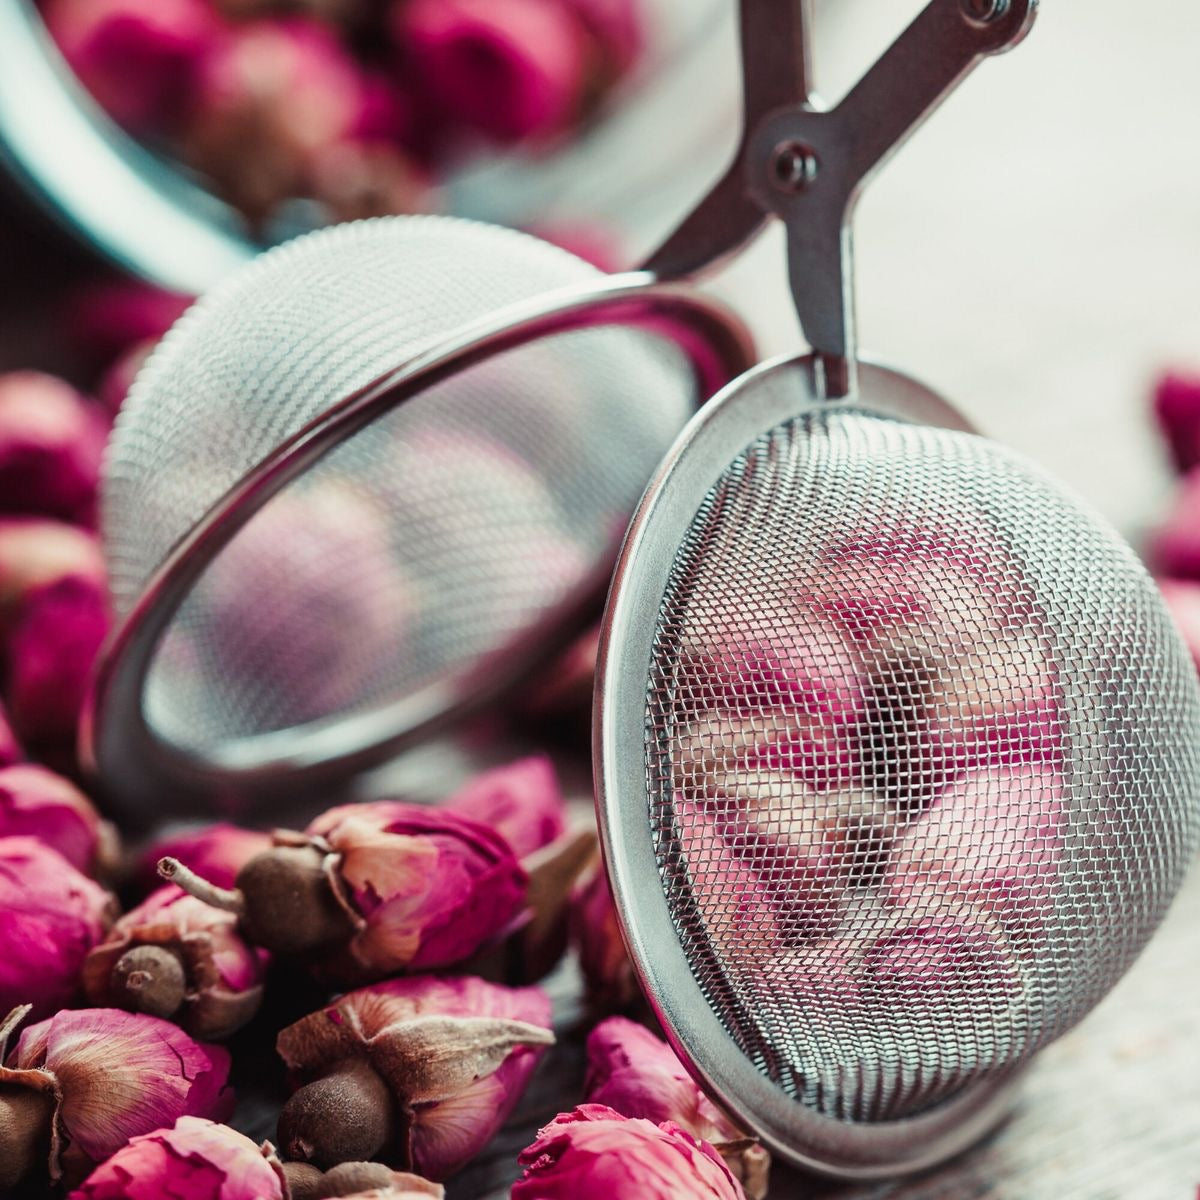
[770,141,820,194]
[961,0,1010,25]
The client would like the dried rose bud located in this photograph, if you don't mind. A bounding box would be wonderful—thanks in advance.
[96,337,157,415]
[5,573,110,748]
[1159,578,1200,672]
[585,1018,769,1199]
[1,1008,232,1188]
[0,763,110,874]
[0,837,114,1020]
[83,884,267,1039]
[444,755,566,858]
[182,19,370,224]
[66,281,192,369]
[513,1105,747,1199]
[139,822,274,893]
[67,1116,283,1200]
[395,0,590,144]
[307,139,435,223]
[1154,370,1200,475]
[570,861,639,1011]
[0,372,108,527]
[1152,466,1200,581]
[0,518,106,628]
[275,975,553,1178]
[164,804,526,983]
[886,764,1066,927]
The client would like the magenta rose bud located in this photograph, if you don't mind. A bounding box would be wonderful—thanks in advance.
[570,861,639,1012]
[0,836,114,1020]
[886,763,1066,926]
[0,518,106,628]
[68,1116,284,1200]
[275,975,553,1178]
[1151,466,1200,581]
[513,1105,747,1199]
[139,822,274,893]
[83,884,267,1039]
[585,1018,769,1198]
[395,0,590,144]
[1,1008,232,1188]
[44,0,224,136]
[0,372,108,527]
[0,764,109,874]
[1154,370,1200,475]
[5,573,110,748]
[445,755,566,858]
[1159,578,1200,672]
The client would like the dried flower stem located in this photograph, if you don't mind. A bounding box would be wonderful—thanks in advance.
[158,857,245,915]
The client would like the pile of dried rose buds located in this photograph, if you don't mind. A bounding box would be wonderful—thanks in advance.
[39,0,644,232]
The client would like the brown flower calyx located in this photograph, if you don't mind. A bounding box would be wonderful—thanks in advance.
[278,1058,397,1169]
[109,945,188,1018]
[161,834,357,958]
[0,1006,59,1191]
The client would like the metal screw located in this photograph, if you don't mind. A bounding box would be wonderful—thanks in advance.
[961,0,1009,24]
[770,141,820,194]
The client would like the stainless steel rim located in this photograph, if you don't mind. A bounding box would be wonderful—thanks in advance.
[82,273,754,816]
[594,353,1028,1178]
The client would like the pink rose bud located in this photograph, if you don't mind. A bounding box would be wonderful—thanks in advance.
[512,1105,747,1200]
[444,755,566,859]
[567,0,644,76]
[1159,578,1200,672]
[886,764,1066,926]
[0,372,108,527]
[43,0,225,135]
[82,884,267,1039]
[0,836,114,1020]
[0,701,21,766]
[139,822,274,893]
[96,337,157,415]
[5,573,110,748]
[1,1008,232,1189]
[67,1116,284,1200]
[164,804,527,984]
[0,518,106,629]
[275,975,553,1178]
[183,18,370,223]
[1151,466,1200,581]
[395,0,590,144]
[66,281,192,369]
[569,861,639,1011]
[0,763,109,874]
[1154,370,1200,474]
[585,1018,769,1199]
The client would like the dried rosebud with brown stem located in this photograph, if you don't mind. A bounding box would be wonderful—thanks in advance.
[585,1017,770,1199]
[82,884,267,1038]
[162,804,526,984]
[139,822,274,893]
[283,1160,444,1200]
[0,836,115,1020]
[275,975,553,1179]
[1,1007,232,1189]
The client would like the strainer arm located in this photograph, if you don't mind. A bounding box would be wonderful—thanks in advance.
[642,0,814,279]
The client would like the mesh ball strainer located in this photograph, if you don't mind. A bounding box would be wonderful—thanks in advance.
[85,216,754,816]
[596,0,1200,1179]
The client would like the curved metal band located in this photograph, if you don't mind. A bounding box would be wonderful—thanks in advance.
[594,352,1025,1178]
[81,273,755,817]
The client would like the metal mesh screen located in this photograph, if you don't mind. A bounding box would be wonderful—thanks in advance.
[102,216,693,753]
[645,408,1200,1124]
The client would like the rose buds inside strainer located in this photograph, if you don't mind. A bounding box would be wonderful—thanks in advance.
[596,0,1200,1181]
[84,216,755,818]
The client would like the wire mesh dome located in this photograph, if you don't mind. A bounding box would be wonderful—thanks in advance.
[603,362,1200,1168]
[102,216,698,768]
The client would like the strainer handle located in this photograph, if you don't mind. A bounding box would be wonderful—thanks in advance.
[644,0,1036,398]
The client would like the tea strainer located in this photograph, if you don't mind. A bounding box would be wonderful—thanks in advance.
[596,0,1200,1180]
